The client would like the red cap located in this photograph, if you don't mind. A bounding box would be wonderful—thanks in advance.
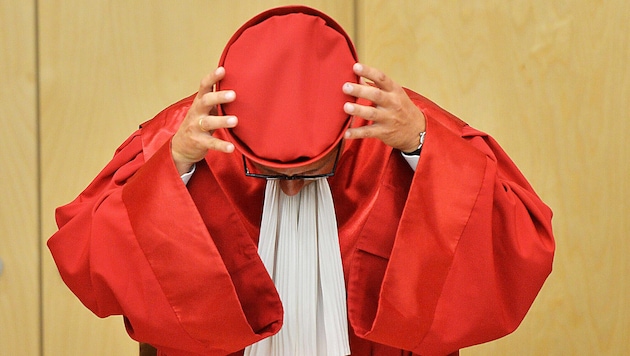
[217,6,359,168]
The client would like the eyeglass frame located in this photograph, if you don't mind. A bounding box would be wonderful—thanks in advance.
[243,142,342,180]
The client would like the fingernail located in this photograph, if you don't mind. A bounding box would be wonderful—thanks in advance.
[215,67,225,76]
[344,102,354,113]
[225,91,235,100]
[226,116,237,126]
[226,143,235,153]
[344,130,352,139]
[353,63,363,72]
[343,83,353,94]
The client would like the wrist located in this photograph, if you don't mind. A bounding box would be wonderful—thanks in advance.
[171,140,196,175]
[175,160,195,176]
[402,131,426,156]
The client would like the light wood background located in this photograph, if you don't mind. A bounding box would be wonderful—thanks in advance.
[1,0,628,355]
[1,0,39,355]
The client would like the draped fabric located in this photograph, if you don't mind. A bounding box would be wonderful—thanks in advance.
[245,179,349,356]
[48,89,555,356]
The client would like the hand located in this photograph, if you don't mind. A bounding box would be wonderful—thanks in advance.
[342,63,426,153]
[171,67,238,175]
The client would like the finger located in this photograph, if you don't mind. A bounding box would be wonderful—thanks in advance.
[353,63,395,92]
[201,136,235,154]
[343,102,381,122]
[344,124,382,141]
[343,81,389,107]
[192,89,235,121]
[199,89,236,109]
[199,115,238,133]
[198,67,226,97]
[193,68,233,114]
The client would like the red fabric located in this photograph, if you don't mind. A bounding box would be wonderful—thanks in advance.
[218,7,359,168]
[48,89,554,355]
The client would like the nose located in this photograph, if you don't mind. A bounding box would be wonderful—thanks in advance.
[279,179,307,196]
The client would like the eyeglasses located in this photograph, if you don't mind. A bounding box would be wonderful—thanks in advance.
[243,143,341,180]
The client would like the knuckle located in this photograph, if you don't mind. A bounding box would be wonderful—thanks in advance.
[368,109,378,120]
[208,138,227,152]
[201,92,217,107]
[198,93,208,106]
[200,75,213,88]
[372,89,384,102]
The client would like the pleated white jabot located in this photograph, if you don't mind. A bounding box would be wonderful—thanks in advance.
[244,179,350,356]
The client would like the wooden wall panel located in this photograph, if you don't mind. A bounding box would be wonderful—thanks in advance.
[39,1,354,354]
[358,1,629,355]
[0,1,40,355]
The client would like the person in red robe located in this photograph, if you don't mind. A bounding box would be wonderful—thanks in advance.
[48,5,555,356]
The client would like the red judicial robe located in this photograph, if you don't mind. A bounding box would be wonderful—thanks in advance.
[48,89,555,356]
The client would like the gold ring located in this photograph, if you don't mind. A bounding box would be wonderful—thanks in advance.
[198,118,206,131]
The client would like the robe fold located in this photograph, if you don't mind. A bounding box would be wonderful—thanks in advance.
[48,89,555,356]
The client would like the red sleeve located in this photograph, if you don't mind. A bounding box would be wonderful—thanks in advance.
[48,129,281,355]
[350,93,555,355]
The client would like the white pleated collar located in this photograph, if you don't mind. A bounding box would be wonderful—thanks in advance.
[245,179,350,356]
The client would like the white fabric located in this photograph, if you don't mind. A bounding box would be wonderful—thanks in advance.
[245,179,350,356]
[401,151,420,170]
[180,164,196,184]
